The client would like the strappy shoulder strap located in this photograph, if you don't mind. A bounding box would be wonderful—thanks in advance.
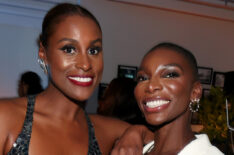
[84,111,102,155]
[7,95,36,155]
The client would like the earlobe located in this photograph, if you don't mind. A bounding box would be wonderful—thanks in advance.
[38,42,48,74]
[38,42,47,63]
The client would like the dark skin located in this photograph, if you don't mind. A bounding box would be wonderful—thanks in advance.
[0,15,152,154]
[134,48,202,155]
[0,97,129,154]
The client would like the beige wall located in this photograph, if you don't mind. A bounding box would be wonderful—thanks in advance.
[81,0,234,83]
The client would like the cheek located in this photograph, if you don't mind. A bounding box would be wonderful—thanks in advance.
[47,55,75,85]
[166,80,186,95]
[134,84,144,108]
[97,58,103,73]
[47,52,69,70]
[166,80,192,105]
[134,85,141,101]
[93,56,103,76]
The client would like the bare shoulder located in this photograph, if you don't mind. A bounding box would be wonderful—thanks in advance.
[0,97,27,153]
[0,97,27,129]
[89,114,131,154]
[0,97,27,117]
[90,114,130,133]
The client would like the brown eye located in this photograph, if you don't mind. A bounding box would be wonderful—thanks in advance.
[164,72,180,78]
[60,45,76,54]
[88,47,101,55]
[137,75,148,82]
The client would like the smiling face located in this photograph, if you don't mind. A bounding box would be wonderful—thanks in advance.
[135,48,201,125]
[39,15,103,101]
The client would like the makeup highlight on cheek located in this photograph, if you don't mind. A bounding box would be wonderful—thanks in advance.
[167,83,178,91]
[60,58,73,68]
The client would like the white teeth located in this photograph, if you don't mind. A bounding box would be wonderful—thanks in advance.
[69,77,92,82]
[146,100,169,108]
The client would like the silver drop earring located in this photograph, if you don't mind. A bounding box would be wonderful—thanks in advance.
[37,58,48,74]
[189,98,200,112]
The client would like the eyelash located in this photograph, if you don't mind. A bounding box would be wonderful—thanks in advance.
[88,46,102,55]
[136,71,179,82]
[136,75,148,82]
[60,45,76,54]
[163,72,180,78]
[60,45,102,55]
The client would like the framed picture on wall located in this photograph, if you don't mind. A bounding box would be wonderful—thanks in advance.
[117,65,138,80]
[202,88,210,98]
[212,71,225,88]
[198,66,213,84]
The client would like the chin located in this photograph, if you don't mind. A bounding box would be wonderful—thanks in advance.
[75,95,90,102]
[145,115,166,126]
[69,87,94,99]
[66,92,90,102]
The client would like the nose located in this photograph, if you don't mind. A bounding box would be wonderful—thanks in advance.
[146,78,162,93]
[75,53,92,71]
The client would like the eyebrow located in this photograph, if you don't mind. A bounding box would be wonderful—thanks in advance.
[57,38,77,43]
[57,38,102,45]
[162,63,184,72]
[90,38,102,45]
[137,63,184,73]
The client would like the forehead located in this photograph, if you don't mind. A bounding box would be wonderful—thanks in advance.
[50,15,102,39]
[141,48,191,70]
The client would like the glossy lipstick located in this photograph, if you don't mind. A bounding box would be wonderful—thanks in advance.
[68,76,93,87]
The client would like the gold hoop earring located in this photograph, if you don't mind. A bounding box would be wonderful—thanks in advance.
[37,58,48,74]
[189,98,200,113]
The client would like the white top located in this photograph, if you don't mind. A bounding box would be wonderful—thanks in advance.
[143,134,224,155]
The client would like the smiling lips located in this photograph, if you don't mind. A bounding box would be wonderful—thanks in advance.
[144,99,170,112]
[68,76,93,87]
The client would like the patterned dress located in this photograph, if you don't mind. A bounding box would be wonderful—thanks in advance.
[7,95,102,155]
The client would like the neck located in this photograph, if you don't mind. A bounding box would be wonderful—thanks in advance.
[36,84,86,122]
[152,110,195,154]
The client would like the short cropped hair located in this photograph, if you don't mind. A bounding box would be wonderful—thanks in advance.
[147,42,198,81]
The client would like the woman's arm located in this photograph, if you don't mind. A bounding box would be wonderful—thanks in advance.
[111,125,153,155]
[0,100,12,154]
[0,98,26,154]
